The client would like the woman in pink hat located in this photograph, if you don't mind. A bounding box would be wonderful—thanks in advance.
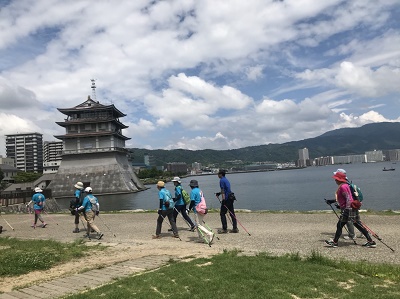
[325,172,376,248]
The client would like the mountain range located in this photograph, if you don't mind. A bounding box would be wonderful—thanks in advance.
[130,122,400,165]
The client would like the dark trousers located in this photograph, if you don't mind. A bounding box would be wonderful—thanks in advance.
[220,200,237,230]
[156,209,178,236]
[173,205,195,228]
[333,209,372,243]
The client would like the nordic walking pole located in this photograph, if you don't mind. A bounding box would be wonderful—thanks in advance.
[215,194,251,236]
[358,220,395,252]
[174,207,192,228]
[159,213,181,241]
[96,214,116,237]
[203,220,219,241]
[42,210,59,225]
[1,214,14,231]
[324,199,357,245]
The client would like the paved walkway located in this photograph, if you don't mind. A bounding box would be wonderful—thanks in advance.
[0,255,172,299]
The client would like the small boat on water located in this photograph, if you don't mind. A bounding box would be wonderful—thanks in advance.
[383,167,395,171]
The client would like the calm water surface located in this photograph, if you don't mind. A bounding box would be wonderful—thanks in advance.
[56,161,400,212]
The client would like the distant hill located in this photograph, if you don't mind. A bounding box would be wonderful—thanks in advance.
[130,122,400,165]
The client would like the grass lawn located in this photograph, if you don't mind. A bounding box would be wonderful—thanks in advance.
[65,250,400,299]
[0,237,99,277]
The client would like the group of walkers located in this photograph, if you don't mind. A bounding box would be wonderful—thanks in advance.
[152,169,238,245]
[21,167,383,249]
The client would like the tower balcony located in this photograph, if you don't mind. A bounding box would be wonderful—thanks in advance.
[62,146,128,155]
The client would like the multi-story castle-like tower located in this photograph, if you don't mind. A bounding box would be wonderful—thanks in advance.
[47,81,146,197]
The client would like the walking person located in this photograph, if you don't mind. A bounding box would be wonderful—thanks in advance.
[152,181,179,239]
[71,181,85,233]
[325,172,376,248]
[332,169,355,240]
[216,169,238,234]
[27,187,47,229]
[76,187,103,240]
[171,177,196,231]
[188,179,214,244]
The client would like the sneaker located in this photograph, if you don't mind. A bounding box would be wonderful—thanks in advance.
[230,228,239,233]
[97,233,104,240]
[217,229,228,234]
[362,241,377,248]
[189,226,196,232]
[83,234,90,239]
[152,235,161,239]
[73,228,80,233]
[209,233,215,244]
[325,239,338,247]
[343,235,356,240]
[41,223,47,228]
[31,223,36,228]
[173,234,180,238]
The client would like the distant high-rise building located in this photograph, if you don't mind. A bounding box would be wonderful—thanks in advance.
[297,148,310,167]
[42,141,63,174]
[5,132,43,172]
[43,141,63,163]
[144,153,156,167]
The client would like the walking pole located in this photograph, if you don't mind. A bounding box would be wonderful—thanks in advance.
[324,199,357,245]
[358,220,395,252]
[174,207,191,228]
[203,220,219,241]
[215,194,251,236]
[1,214,15,231]
[96,214,116,237]
[42,210,59,225]
[159,213,181,241]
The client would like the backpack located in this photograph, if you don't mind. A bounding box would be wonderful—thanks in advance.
[349,182,363,209]
[163,190,174,209]
[348,182,363,202]
[180,187,191,205]
[196,191,208,215]
[89,195,99,212]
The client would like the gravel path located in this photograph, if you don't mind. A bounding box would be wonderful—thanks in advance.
[1,211,398,263]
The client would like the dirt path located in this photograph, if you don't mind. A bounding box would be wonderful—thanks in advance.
[0,211,399,292]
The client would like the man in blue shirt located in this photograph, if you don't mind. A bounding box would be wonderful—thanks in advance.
[217,169,238,234]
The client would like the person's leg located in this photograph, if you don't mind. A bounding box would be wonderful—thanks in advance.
[333,209,350,243]
[74,213,80,232]
[155,213,164,236]
[173,207,179,223]
[181,205,195,228]
[166,209,179,236]
[34,210,39,225]
[220,203,228,231]
[86,211,100,234]
[346,221,355,238]
[226,200,238,230]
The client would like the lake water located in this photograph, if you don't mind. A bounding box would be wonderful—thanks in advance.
[56,161,400,212]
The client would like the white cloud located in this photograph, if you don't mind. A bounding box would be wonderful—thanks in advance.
[0,0,399,155]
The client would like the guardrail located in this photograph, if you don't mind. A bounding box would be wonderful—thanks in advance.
[0,189,52,207]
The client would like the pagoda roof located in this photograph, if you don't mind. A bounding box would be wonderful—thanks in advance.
[54,131,131,141]
[57,97,126,117]
[56,118,128,129]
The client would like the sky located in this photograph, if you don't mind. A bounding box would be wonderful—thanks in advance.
[0,0,399,156]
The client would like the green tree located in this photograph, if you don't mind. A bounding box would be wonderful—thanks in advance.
[13,172,42,183]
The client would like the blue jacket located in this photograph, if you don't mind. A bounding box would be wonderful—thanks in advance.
[159,188,173,210]
[189,187,201,214]
[32,193,45,210]
[80,194,99,212]
[174,185,185,206]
